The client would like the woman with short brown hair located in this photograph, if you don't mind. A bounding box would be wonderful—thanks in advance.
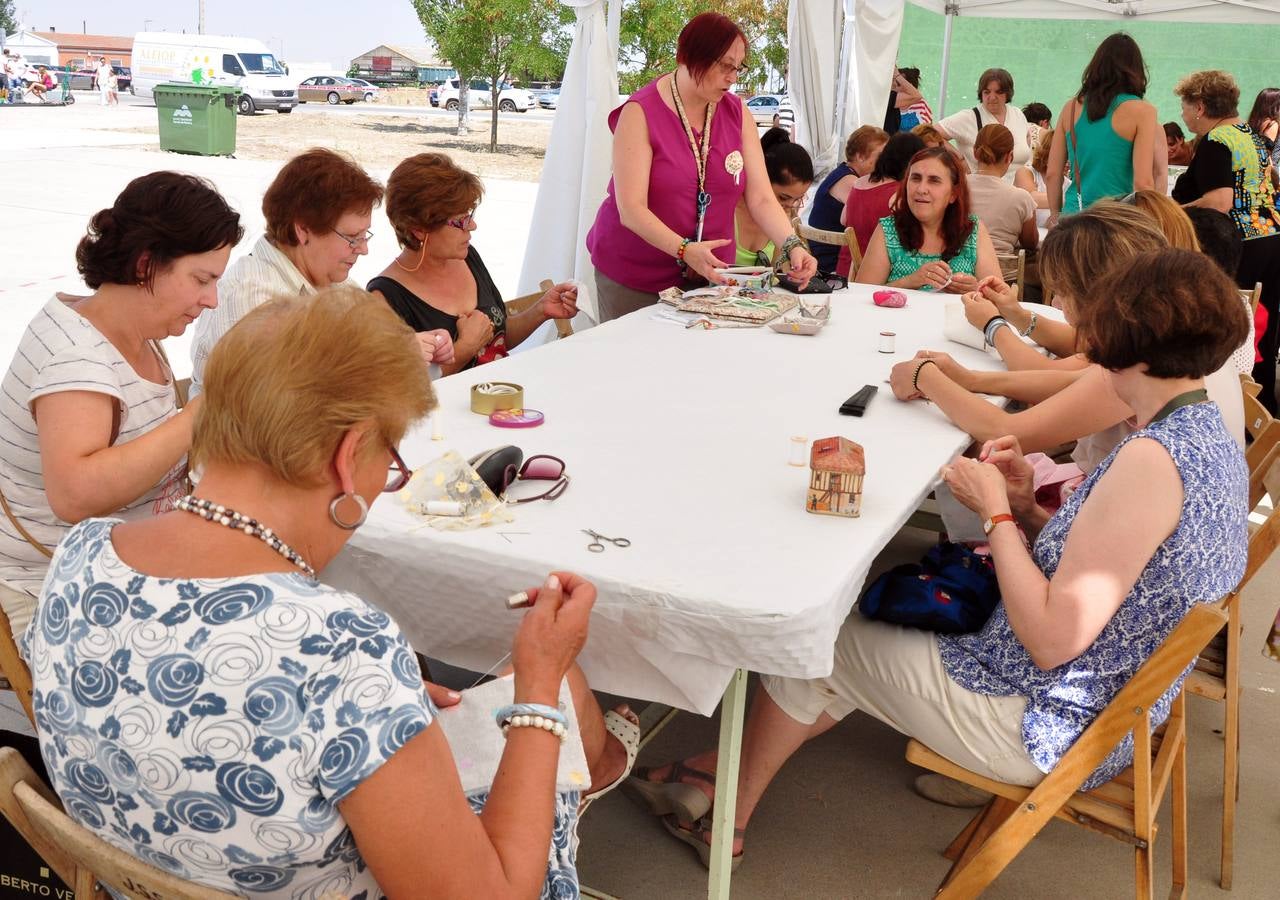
[806,125,889,271]
[370,152,580,373]
[187,148,451,391]
[935,67,1034,181]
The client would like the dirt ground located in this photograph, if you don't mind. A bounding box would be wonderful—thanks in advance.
[122,107,551,181]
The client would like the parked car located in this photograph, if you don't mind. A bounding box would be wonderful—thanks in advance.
[745,94,782,127]
[346,77,379,103]
[534,88,559,110]
[132,32,295,114]
[437,78,533,113]
[429,85,440,107]
[296,75,365,105]
[113,66,132,92]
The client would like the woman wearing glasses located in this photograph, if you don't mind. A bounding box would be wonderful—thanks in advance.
[24,287,635,899]
[586,12,816,322]
[732,127,814,268]
[370,152,579,373]
[190,148,454,392]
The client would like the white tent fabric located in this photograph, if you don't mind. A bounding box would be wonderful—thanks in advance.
[516,0,619,322]
[909,0,1280,24]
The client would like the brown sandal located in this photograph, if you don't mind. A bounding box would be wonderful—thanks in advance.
[621,761,715,822]
[661,815,745,871]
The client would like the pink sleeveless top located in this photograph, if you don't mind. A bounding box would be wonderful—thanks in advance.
[587,78,746,293]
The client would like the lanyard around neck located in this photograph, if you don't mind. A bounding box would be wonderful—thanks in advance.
[670,71,715,240]
[1149,388,1207,425]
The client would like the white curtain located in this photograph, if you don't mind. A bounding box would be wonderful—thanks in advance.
[516,0,619,323]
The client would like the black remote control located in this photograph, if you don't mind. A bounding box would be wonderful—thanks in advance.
[839,384,878,417]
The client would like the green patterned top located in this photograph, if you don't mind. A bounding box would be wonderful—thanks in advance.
[880,214,979,290]
[1172,124,1279,241]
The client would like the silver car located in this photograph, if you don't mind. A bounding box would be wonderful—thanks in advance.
[745,94,782,127]
[297,76,364,105]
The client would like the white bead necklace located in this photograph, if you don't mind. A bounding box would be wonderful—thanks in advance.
[174,495,317,580]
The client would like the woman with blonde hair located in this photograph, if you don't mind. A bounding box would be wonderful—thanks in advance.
[1128,189,1198,249]
[24,286,635,899]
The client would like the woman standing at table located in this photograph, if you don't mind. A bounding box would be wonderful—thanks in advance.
[855,147,1000,293]
[1046,33,1164,223]
[934,68,1032,182]
[23,286,638,899]
[1172,70,1280,412]
[628,249,1248,866]
[585,12,816,322]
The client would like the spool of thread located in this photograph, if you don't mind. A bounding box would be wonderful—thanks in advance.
[506,590,532,610]
[878,331,896,354]
[431,411,444,441]
[788,436,808,467]
[424,500,464,517]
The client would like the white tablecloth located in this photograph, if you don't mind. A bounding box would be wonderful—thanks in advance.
[322,284,1011,714]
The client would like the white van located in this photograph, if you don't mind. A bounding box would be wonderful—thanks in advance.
[131,32,296,115]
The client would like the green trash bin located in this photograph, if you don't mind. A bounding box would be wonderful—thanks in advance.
[154,83,240,156]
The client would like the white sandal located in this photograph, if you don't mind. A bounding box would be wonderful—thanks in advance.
[579,708,640,814]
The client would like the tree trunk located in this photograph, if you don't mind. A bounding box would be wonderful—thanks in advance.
[457,77,469,136]
[489,71,500,153]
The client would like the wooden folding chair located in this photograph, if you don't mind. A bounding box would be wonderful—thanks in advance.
[0,747,239,900]
[1242,282,1263,317]
[906,600,1229,899]
[506,278,574,339]
[1242,389,1273,444]
[995,249,1026,292]
[0,597,35,726]
[791,216,862,278]
[1183,447,1280,889]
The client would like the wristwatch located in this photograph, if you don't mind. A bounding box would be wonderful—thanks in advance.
[982,513,1016,536]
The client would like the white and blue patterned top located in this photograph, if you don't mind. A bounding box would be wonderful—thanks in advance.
[939,403,1247,789]
[21,518,581,899]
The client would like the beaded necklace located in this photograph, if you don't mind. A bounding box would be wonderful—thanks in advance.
[174,494,317,580]
[669,70,715,244]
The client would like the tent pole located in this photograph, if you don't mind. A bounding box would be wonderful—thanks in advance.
[937,5,955,118]
[833,0,856,147]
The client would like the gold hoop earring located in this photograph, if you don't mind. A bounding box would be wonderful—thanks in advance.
[395,241,429,273]
[328,492,368,530]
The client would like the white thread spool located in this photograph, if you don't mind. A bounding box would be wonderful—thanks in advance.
[878,331,896,354]
[788,436,808,467]
[431,411,444,441]
[425,500,463,517]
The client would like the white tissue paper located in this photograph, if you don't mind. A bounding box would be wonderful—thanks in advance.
[943,302,988,352]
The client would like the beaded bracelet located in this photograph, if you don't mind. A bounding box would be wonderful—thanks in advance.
[779,234,805,260]
[494,703,568,730]
[502,714,569,742]
[912,358,937,394]
[676,238,692,261]
[1020,311,1039,338]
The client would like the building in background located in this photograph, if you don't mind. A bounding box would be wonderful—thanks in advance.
[3,27,131,68]
[348,43,452,86]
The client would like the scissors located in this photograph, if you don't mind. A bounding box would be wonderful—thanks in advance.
[583,529,631,553]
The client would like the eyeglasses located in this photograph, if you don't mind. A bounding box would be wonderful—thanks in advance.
[500,454,569,503]
[715,58,748,79]
[333,228,373,249]
[446,211,477,230]
[385,444,413,493]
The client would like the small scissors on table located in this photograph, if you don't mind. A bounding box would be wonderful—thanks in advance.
[584,529,631,553]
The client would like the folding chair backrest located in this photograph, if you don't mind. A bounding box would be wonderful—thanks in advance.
[995,249,1026,288]
[938,602,1227,897]
[1242,390,1274,443]
[0,749,240,900]
[504,279,573,339]
[791,216,862,276]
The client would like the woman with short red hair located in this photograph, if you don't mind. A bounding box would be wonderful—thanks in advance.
[856,147,1000,292]
[586,12,816,321]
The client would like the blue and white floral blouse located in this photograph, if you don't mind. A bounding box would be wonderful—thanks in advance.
[938,403,1247,789]
[22,518,580,899]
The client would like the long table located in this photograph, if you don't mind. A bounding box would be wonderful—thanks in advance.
[321,282,1016,896]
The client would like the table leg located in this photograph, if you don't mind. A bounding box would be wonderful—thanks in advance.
[707,668,748,900]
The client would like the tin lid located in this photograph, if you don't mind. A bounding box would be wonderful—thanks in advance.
[489,408,545,428]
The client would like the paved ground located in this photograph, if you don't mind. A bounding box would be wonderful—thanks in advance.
[3,100,1279,900]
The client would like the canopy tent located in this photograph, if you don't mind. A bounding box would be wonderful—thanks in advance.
[519,0,1280,319]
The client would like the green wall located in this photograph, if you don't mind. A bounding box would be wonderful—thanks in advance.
[895,6,1280,130]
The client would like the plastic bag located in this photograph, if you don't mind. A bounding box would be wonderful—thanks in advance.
[400,450,514,531]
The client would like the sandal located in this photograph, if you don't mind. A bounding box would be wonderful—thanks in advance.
[621,761,715,823]
[579,708,640,814]
[661,815,744,871]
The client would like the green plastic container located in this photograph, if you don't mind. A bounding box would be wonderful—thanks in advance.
[154,83,240,156]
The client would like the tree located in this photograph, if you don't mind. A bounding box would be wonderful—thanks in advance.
[0,0,17,37]
[413,0,565,150]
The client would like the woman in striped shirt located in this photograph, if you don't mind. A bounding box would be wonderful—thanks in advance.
[0,172,243,646]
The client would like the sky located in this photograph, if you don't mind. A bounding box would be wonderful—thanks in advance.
[14,1,430,65]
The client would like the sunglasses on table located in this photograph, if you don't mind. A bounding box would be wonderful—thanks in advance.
[501,454,570,503]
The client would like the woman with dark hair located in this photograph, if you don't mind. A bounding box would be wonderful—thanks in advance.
[1246,86,1280,169]
[1046,33,1164,221]
[586,12,816,321]
[1165,121,1194,166]
[733,127,814,266]
[936,68,1033,182]
[187,148,443,392]
[1173,70,1280,411]
[855,147,999,292]
[0,172,243,646]
[631,249,1247,867]
[835,131,926,277]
